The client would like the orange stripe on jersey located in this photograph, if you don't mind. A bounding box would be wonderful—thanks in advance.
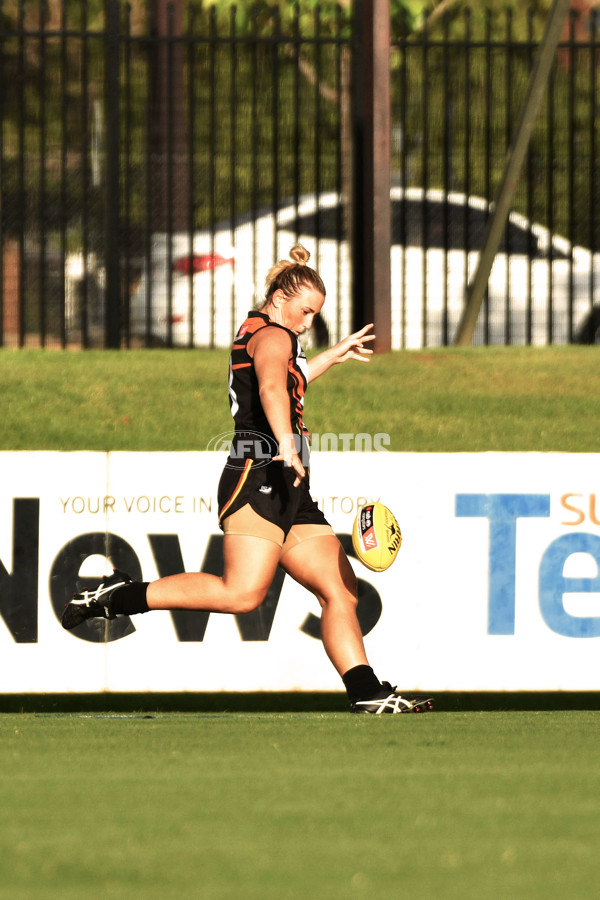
[231,362,252,370]
[236,317,267,338]
[219,458,253,521]
[288,362,306,423]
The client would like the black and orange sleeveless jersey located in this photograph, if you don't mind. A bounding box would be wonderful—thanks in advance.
[227,310,309,464]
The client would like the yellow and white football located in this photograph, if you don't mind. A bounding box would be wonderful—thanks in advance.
[352,502,402,572]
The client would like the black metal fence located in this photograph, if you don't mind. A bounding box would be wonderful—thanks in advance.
[1,2,600,349]
[392,7,600,346]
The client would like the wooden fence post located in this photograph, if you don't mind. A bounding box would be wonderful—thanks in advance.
[352,0,392,352]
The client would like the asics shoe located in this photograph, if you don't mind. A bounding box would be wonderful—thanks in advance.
[351,682,434,714]
[61,569,132,630]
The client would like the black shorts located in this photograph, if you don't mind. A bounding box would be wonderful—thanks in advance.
[217,458,329,538]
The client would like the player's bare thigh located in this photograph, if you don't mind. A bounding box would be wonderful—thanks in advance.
[279,525,357,603]
[222,502,285,547]
[223,505,355,604]
[219,504,285,608]
[147,523,281,613]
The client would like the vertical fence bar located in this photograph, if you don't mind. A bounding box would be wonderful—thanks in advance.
[80,0,90,347]
[463,7,471,258]
[165,3,175,347]
[314,7,322,268]
[104,0,121,348]
[526,8,535,344]
[122,2,132,347]
[399,12,408,348]
[441,12,450,345]
[484,10,492,209]
[486,8,496,344]
[59,0,68,346]
[17,0,26,345]
[567,9,576,342]
[38,2,47,346]
[482,9,492,343]
[292,6,301,241]
[0,0,5,344]
[209,6,217,348]
[271,5,280,249]
[504,9,513,344]
[420,18,429,344]
[229,6,238,340]
[208,7,219,347]
[187,3,196,346]
[251,6,259,293]
[546,61,556,343]
[144,2,153,345]
[588,10,598,312]
[334,3,344,346]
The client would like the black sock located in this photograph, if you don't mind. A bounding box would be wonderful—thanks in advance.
[342,665,382,703]
[111,582,150,616]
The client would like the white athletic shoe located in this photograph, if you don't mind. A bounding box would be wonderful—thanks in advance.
[351,683,434,714]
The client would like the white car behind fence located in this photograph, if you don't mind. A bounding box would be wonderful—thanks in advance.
[129,188,600,349]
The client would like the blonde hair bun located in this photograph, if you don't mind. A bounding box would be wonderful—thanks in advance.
[261,242,325,306]
[289,244,310,266]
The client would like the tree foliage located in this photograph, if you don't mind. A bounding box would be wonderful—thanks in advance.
[198,0,432,34]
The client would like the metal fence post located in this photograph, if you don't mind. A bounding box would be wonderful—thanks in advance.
[352,0,391,352]
[104,0,121,348]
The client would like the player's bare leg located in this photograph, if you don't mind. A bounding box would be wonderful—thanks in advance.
[146,534,282,614]
[278,533,369,676]
[279,530,433,713]
[61,534,283,629]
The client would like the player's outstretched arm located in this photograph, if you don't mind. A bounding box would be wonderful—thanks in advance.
[307,323,375,383]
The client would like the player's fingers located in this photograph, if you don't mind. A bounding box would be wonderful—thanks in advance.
[292,459,306,482]
[274,451,306,484]
[343,324,374,345]
[345,334,375,353]
[348,344,373,358]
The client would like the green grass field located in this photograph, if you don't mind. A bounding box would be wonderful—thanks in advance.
[1,710,599,900]
[1,345,599,451]
[2,345,600,898]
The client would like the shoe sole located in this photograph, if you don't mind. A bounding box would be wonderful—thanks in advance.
[351,696,434,714]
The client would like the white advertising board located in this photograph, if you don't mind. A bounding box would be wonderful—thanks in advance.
[1,451,599,693]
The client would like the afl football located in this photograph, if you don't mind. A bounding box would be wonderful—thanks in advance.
[352,502,402,572]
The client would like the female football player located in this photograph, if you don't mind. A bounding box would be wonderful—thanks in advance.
[62,245,432,714]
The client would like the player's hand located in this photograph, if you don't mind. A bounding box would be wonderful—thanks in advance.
[273,438,306,487]
[331,323,375,364]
